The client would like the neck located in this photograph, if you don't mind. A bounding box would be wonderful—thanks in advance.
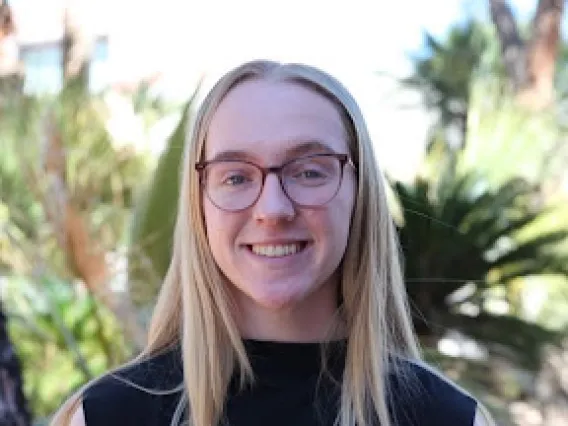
[232,282,344,343]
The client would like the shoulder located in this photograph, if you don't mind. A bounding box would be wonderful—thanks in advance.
[84,346,183,399]
[82,348,183,426]
[387,358,478,426]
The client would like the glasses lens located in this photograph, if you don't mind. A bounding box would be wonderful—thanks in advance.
[203,161,262,211]
[282,155,342,206]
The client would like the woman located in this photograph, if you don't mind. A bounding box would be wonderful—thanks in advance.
[52,60,495,426]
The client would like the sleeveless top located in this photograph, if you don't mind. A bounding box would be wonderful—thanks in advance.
[82,340,477,425]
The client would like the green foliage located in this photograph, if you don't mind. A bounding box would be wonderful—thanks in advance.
[128,97,196,310]
[0,82,168,422]
[392,158,568,369]
[0,136,43,274]
[0,88,154,274]
[462,76,568,331]
[403,20,503,148]
[402,13,568,417]
[462,77,568,188]
[57,86,151,223]
[6,275,130,420]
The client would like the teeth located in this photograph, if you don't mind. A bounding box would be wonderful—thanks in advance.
[251,243,302,257]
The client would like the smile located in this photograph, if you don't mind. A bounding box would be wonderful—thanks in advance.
[248,242,308,257]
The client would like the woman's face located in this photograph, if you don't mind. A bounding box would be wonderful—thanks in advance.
[202,78,356,322]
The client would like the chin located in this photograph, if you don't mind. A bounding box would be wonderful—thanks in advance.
[249,292,304,311]
[232,275,332,312]
[241,282,314,311]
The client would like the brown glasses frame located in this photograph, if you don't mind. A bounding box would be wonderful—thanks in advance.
[195,153,354,212]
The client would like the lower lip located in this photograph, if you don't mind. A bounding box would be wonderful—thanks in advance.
[243,243,311,266]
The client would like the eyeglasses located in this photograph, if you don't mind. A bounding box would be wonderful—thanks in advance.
[195,153,354,212]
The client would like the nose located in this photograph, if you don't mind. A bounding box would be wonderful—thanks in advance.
[252,173,296,224]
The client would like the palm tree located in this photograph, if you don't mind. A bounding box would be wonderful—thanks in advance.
[402,21,499,150]
[0,0,23,102]
[0,86,153,351]
[62,0,97,90]
[489,0,564,110]
[392,160,568,370]
[128,84,201,313]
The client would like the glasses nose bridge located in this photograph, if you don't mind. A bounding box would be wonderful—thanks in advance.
[255,164,295,209]
[261,164,287,188]
[250,163,296,221]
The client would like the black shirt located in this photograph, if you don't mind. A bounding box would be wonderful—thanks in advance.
[82,340,477,425]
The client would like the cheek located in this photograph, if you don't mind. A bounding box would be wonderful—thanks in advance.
[203,200,217,234]
[333,174,356,222]
[203,200,243,259]
[330,203,353,246]
[303,187,354,249]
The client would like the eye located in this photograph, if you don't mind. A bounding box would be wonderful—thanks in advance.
[297,169,326,179]
[223,173,250,186]
[206,161,259,188]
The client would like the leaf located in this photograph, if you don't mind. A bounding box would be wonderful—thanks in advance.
[444,312,561,370]
[492,230,568,268]
[128,95,196,308]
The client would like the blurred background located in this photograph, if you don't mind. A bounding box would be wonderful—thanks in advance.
[1,0,568,425]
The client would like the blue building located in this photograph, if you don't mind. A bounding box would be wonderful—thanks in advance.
[19,35,109,94]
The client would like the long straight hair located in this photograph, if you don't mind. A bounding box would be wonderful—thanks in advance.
[50,60,421,426]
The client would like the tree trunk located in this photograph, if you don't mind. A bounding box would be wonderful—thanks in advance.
[39,110,146,351]
[0,0,23,102]
[489,0,527,90]
[62,0,95,88]
[519,0,564,109]
[0,302,31,426]
[489,0,564,110]
[0,0,18,74]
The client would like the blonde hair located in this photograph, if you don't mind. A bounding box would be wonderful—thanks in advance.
[51,60,422,426]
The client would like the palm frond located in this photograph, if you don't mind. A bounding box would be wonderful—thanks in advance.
[445,312,561,370]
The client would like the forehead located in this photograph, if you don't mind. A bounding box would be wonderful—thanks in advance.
[204,79,349,162]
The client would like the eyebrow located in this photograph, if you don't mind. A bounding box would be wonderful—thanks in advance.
[208,140,338,162]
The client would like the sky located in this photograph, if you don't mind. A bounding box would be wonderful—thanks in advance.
[10,0,538,80]
[10,0,545,180]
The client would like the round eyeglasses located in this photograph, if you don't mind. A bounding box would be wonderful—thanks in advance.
[195,153,355,212]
